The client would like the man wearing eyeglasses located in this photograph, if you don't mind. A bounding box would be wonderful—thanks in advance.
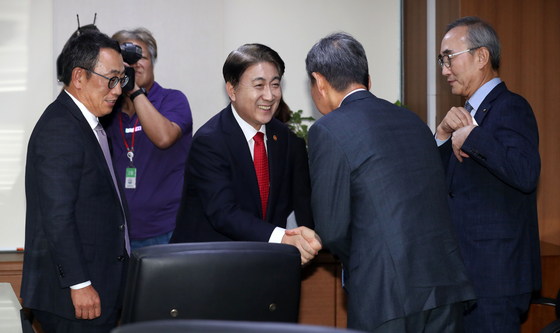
[436,16,541,332]
[21,30,131,332]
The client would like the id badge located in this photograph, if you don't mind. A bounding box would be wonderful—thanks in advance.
[125,167,137,189]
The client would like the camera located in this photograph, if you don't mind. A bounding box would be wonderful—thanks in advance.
[120,42,142,92]
[120,42,142,65]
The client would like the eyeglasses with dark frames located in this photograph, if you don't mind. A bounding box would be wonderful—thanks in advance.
[80,67,129,89]
[437,47,482,69]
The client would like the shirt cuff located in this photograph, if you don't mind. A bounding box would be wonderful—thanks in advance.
[435,136,450,147]
[268,227,286,243]
[70,281,92,290]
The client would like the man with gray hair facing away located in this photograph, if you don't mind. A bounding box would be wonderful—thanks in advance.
[306,32,476,332]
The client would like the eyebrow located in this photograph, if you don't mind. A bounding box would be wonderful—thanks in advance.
[105,69,126,76]
[252,76,281,82]
[441,49,453,55]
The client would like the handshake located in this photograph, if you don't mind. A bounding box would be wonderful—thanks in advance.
[282,227,322,265]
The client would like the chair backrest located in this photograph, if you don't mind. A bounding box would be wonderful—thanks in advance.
[121,242,301,324]
[112,319,368,333]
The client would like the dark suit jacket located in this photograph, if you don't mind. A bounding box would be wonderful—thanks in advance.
[439,82,541,298]
[309,91,476,331]
[289,132,314,229]
[21,91,130,324]
[171,105,297,243]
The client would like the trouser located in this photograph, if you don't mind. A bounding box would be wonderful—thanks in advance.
[372,302,465,333]
[463,293,532,333]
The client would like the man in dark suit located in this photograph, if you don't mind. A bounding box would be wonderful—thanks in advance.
[170,43,321,264]
[436,17,541,332]
[306,32,476,332]
[21,30,130,332]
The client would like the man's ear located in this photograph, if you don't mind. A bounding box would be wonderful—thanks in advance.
[226,81,236,102]
[312,72,327,97]
[71,67,86,89]
[368,74,371,90]
[476,47,490,69]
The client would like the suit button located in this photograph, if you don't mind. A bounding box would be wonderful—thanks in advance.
[119,224,124,230]
[118,255,124,262]
[449,192,454,198]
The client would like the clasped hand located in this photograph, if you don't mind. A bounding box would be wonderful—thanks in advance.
[282,226,322,265]
[436,106,477,162]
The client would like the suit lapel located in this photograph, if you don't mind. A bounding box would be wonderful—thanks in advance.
[474,82,505,126]
[446,82,507,182]
[221,106,263,217]
[265,120,286,222]
[58,92,123,210]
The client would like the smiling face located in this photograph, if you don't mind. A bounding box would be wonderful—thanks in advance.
[440,26,480,99]
[125,39,155,91]
[227,62,281,130]
[79,48,125,117]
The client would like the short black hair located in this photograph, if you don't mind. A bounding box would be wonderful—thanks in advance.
[223,43,285,88]
[59,30,121,86]
[305,32,369,92]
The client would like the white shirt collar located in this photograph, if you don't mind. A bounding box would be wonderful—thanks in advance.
[64,89,99,131]
[467,77,501,111]
[339,88,367,107]
[231,103,267,142]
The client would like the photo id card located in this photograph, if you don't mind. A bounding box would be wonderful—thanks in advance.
[125,167,137,189]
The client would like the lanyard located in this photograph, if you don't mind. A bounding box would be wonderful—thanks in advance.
[119,112,139,166]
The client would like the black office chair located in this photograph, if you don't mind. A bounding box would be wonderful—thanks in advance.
[112,319,368,333]
[532,288,560,333]
[121,242,302,324]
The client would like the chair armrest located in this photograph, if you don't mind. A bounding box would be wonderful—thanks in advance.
[532,297,557,307]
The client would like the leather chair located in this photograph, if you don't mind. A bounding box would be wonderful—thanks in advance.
[112,319,368,333]
[121,242,301,324]
[531,288,560,333]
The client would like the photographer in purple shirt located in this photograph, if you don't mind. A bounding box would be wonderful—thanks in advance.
[102,28,192,252]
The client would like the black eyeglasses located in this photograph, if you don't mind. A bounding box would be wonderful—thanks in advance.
[437,47,481,69]
[80,67,129,89]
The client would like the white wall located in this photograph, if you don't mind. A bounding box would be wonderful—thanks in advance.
[0,0,400,249]
[0,0,53,250]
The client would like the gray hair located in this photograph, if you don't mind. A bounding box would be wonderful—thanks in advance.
[447,16,500,70]
[305,32,369,92]
[112,27,158,65]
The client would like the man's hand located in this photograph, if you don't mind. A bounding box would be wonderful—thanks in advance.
[282,227,323,265]
[452,124,476,162]
[70,285,101,320]
[436,106,474,141]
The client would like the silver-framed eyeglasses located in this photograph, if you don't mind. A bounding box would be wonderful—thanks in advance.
[438,47,481,69]
[80,67,129,89]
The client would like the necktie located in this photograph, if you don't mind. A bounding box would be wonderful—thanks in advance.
[253,132,269,220]
[465,101,474,113]
[94,123,131,255]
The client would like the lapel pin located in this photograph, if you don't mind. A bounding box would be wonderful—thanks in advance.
[273,135,277,141]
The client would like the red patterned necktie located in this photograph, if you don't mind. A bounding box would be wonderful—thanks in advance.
[253,132,269,220]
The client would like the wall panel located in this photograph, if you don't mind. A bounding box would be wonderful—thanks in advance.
[461,0,560,246]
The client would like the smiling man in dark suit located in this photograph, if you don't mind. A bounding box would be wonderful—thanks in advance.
[306,32,476,332]
[170,43,321,264]
[21,30,130,332]
[436,17,541,332]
